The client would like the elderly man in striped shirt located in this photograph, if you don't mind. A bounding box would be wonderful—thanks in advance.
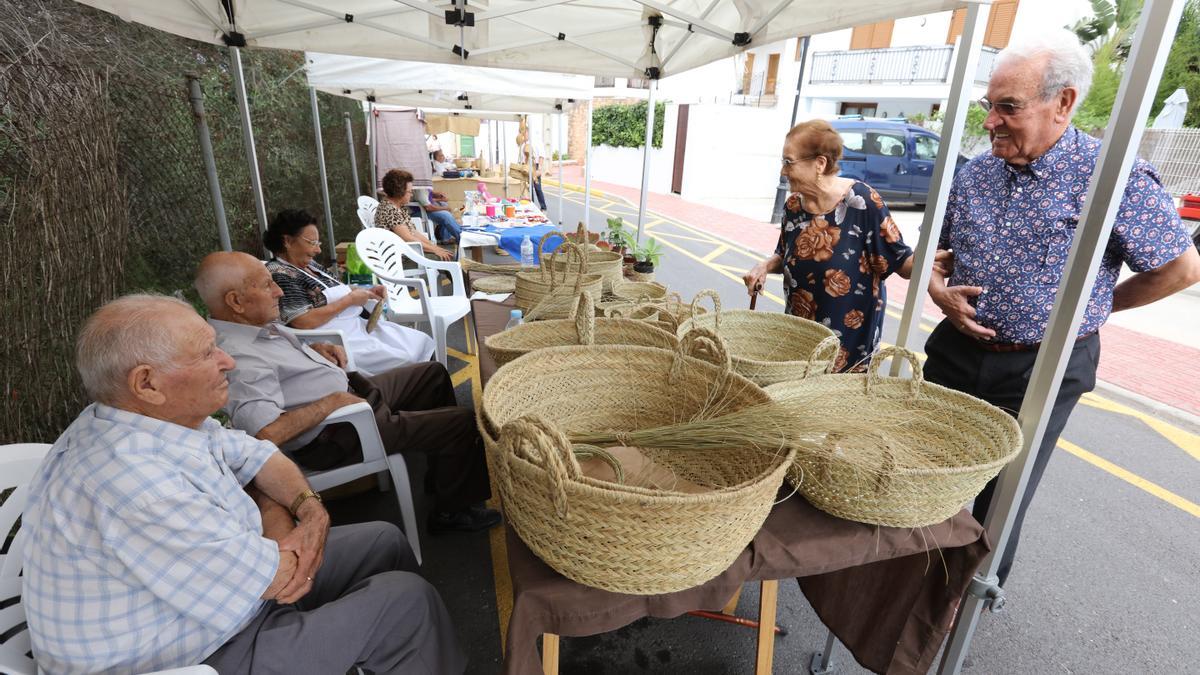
[21,294,465,674]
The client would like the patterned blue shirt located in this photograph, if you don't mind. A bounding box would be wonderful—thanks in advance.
[941,126,1190,344]
[22,404,280,674]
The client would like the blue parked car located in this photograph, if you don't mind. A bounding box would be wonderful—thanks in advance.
[829,118,969,206]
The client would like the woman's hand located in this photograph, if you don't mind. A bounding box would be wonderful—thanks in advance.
[431,247,453,262]
[742,263,769,297]
[346,288,373,307]
[369,285,387,300]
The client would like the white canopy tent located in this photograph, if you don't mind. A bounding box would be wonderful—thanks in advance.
[306,53,594,224]
[69,1,1194,673]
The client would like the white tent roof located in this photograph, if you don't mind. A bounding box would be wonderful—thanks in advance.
[306,52,593,114]
[77,0,984,79]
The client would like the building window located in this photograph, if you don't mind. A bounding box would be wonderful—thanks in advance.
[765,53,781,95]
[840,102,878,117]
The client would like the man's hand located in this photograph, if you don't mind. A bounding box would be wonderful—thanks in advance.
[933,249,955,277]
[274,499,330,604]
[931,283,996,340]
[308,343,348,369]
[262,549,299,601]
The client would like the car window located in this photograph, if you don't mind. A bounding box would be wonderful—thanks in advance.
[914,135,939,161]
[839,131,865,153]
[866,132,906,157]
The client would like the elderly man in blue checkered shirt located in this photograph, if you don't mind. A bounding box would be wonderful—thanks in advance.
[21,294,465,674]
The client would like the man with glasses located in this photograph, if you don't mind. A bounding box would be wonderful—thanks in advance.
[925,30,1200,587]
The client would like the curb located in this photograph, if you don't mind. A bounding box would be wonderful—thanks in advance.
[542,178,607,198]
[1091,380,1200,435]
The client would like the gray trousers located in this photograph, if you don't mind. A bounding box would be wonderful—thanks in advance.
[203,522,466,674]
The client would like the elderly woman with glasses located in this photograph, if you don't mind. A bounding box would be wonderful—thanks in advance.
[264,208,435,375]
[743,119,917,372]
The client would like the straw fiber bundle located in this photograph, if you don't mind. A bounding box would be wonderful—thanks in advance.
[515,239,602,320]
[461,258,522,276]
[763,348,1023,527]
[678,289,838,386]
[479,330,794,594]
[549,229,624,292]
[485,293,678,368]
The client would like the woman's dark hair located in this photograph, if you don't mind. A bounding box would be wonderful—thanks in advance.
[382,169,413,198]
[264,208,317,253]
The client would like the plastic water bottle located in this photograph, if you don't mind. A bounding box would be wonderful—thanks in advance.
[504,309,524,330]
[520,235,536,269]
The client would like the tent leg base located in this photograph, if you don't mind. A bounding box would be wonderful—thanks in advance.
[809,630,837,674]
[967,574,1005,613]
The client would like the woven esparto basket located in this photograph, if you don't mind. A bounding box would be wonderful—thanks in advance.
[764,347,1023,528]
[601,301,680,334]
[471,275,516,294]
[563,221,601,248]
[479,330,795,594]
[485,293,678,368]
[609,280,669,303]
[550,230,623,292]
[678,289,839,386]
[515,240,602,319]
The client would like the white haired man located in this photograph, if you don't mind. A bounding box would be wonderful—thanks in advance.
[21,294,465,674]
[926,30,1200,585]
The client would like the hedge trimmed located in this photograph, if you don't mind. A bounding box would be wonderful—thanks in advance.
[592,100,666,149]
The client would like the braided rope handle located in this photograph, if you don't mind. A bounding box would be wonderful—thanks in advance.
[571,292,596,345]
[676,326,732,371]
[804,335,842,378]
[690,289,722,333]
[498,416,580,518]
[865,346,924,398]
[537,229,568,283]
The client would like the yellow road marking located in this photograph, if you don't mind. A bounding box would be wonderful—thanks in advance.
[1059,439,1200,517]
[648,232,787,307]
[1078,393,1200,462]
[700,244,730,263]
[643,229,722,245]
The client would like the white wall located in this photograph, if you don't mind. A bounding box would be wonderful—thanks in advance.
[589,103,678,194]
[677,103,793,213]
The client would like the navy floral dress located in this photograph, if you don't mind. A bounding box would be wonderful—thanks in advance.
[776,182,912,372]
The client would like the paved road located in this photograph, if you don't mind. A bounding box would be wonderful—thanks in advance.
[532,188,1200,674]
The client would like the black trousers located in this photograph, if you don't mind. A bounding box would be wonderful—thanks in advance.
[291,362,492,513]
[922,319,1100,585]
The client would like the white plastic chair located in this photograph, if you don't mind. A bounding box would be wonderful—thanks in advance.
[290,328,359,372]
[360,196,433,279]
[0,444,218,675]
[281,402,422,566]
[355,228,474,366]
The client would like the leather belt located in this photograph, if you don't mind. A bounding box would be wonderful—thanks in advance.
[972,332,1095,353]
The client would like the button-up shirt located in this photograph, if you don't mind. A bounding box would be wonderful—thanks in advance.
[940,126,1191,344]
[211,319,349,447]
[22,404,279,675]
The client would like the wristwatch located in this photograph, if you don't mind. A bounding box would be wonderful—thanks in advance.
[290,488,323,516]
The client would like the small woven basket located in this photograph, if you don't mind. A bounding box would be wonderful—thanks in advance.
[485,293,678,368]
[480,330,794,594]
[678,289,839,386]
[550,229,624,292]
[764,348,1023,528]
[600,301,680,334]
[609,280,669,303]
[563,221,601,247]
[515,240,602,320]
[471,275,516,294]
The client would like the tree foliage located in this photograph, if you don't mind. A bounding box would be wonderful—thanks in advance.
[1151,0,1200,127]
[591,101,666,149]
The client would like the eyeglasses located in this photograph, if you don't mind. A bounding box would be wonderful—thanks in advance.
[781,156,817,167]
[978,97,1028,116]
[299,235,321,248]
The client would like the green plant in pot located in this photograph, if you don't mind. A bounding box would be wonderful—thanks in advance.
[632,237,663,273]
[606,217,629,255]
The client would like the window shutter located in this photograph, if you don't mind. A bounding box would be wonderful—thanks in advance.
[870,20,894,49]
[946,9,966,44]
[850,24,872,50]
[985,0,1020,49]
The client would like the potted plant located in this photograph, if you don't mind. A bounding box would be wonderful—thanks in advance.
[632,237,663,274]
[606,217,630,257]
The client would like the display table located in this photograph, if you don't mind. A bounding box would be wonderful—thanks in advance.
[469,296,989,675]
[431,176,517,213]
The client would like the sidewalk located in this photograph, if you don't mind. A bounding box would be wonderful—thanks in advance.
[555,164,1200,420]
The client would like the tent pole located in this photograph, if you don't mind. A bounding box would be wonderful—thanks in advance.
[230,46,269,251]
[186,75,232,252]
[527,115,535,204]
[937,1,1188,672]
[635,80,657,243]
[368,103,378,196]
[891,3,986,376]
[309,87,337,267]
[583,99,593,225]
[344,112,361,196]
[558,110,565,226]
[502,121,509,197]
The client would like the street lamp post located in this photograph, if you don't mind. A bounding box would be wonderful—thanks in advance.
[770,36,810,224]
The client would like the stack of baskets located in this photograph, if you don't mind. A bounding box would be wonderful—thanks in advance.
[764,347,1023,528]
[479,329,795,594]
[548,231,624,293]
[515,240,603,320]
[485,293,678,368]
[678,289,839,385]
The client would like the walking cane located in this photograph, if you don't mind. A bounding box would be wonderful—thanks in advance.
[749,283,761,310]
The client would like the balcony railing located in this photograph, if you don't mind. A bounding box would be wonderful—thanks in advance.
[807,45,999,86]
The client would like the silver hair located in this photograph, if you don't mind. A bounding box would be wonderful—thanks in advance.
[995,29,1093,113]
[76,294,195,405]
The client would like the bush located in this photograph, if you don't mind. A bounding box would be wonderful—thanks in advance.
[592,101,666,149]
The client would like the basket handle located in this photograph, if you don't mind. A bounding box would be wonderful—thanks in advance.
[633,303,679,332]
[676,326,732,372]
[803,335,842,378]
[571,292,596,345]
[865,346,924,398]
[537,229,568,282]
[690,289,722,333]
[498,416,581,518]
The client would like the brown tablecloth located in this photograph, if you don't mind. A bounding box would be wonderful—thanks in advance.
[470,296,990,675]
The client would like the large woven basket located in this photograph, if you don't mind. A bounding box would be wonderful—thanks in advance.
[485,293,678,368]
[515,241,602,320]
[549,230,624,293]
[609,280,668,303]
[678,290,839,385]
[764,348,1023,528]
[600,301,680,334]
[479,330,794,594]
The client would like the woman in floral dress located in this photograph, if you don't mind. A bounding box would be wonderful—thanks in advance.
[744,119,916,372]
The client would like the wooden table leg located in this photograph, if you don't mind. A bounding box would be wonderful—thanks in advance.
[722,585,743,615]
[542,633,560,675]
[755,580,779,675]
[471,246,484,263]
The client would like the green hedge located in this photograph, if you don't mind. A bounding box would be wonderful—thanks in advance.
[592,101,666,149]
